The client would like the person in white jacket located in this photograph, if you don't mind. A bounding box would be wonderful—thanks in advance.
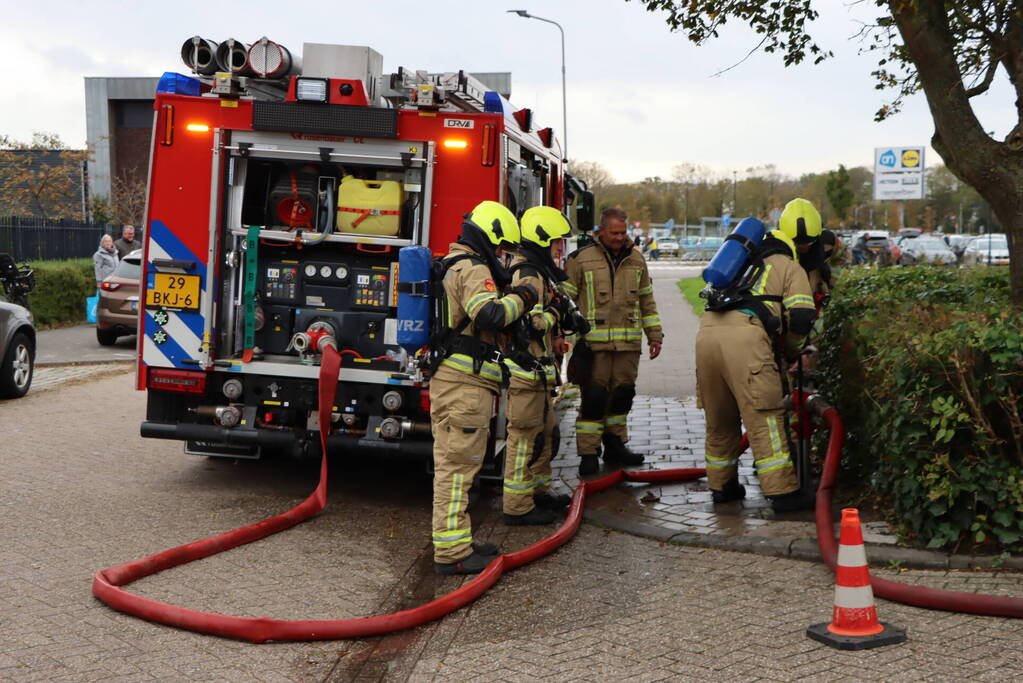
[93,234,118,285]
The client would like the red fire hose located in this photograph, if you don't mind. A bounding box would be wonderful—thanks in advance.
[808,395,1023,618]
[92,346,704,643]
[93,353,1022,642]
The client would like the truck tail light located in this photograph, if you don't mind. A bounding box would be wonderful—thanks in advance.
[481,124,496,167]
[161,104,174,146]
[147,368,208,394]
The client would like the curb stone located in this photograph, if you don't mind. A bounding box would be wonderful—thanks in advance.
[584,499,1021,572]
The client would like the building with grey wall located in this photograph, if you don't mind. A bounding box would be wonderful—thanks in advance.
[84,77,159,202]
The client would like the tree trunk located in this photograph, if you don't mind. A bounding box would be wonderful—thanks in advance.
[891,0,1023,303]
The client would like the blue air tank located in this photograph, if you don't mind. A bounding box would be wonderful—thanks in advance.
[702,217,767,288]
[397,246,432,355]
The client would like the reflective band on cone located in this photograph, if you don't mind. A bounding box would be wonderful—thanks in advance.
[807,508,907,650]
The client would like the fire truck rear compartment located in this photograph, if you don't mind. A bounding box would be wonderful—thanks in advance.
[142,372,432,459]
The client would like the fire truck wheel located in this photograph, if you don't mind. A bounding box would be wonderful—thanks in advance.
[0,332,33,399]
[96,327,119,346]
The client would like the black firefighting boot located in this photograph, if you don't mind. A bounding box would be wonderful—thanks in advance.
[472,541,500,556]
[769,489,816,513]
[435,550,495,576]
[601,433,644,467]
[504,506,556,526]
[534,491,572,510]
[578,453,600,476]
[711,477,746,504]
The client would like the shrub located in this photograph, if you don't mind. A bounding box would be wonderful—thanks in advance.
[25,258,95,326]
[818,266,1023,552]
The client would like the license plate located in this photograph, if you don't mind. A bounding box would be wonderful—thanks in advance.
[146,273,201,312]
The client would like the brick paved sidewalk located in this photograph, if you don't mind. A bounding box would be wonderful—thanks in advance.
[396,526,1023,682]
[549,263,1023,570]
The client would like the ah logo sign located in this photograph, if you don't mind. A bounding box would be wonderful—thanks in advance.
[879,150,897,167]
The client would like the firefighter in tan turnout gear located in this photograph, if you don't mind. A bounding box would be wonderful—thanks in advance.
[563,208,663,476]
[429,201,539,575]
[502,206,579,522]
[695,202,820,513]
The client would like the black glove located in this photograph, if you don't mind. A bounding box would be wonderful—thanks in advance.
[568,311,591,336]
[547,291,573,319]
[506,284,539,312]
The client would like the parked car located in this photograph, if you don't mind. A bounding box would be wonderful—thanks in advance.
[853,231,898,266]
[658,238,680,257]
[0,253,36,399]
[681,236,724,261]
[962,234,1010,266]
[898,236,957,266]
[945,234,976,261]
[96,249,142,346]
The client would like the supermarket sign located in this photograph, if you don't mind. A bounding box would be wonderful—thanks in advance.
[873,146,925,200]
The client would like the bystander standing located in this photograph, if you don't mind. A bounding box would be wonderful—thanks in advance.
[93,234,118,285]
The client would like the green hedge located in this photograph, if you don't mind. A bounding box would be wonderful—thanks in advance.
[26,259,95,327]
[818,266,1023,552]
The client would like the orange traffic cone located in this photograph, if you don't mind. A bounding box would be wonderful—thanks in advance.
[807,508,907,650]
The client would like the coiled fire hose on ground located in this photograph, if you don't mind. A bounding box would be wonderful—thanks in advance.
[92,352,1021,643]
[92,346,705,642]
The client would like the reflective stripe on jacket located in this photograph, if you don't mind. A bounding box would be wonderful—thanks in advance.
[564,239,663,352]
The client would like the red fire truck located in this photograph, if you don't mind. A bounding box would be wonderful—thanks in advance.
[137,39,592,468]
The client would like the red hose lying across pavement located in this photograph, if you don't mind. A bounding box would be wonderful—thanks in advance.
[92,346,704,642]
[808,396,1023,618]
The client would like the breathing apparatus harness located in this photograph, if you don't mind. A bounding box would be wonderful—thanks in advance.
[504,242,566,384]
[702,235,795,341]
[426,223,516,380]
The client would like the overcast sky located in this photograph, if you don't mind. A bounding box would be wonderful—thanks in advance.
[1,0,1015,183]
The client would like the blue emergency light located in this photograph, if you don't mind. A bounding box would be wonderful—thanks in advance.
[156,72,202,96]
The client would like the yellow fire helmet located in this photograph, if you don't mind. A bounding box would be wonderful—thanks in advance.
[465,200,520,246]
[778,197,822,244]
[768,229,798,259]
[520,206,572,247]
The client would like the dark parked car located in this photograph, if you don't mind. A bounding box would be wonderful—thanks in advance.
[96,249,141,346]
[0,254,36,399]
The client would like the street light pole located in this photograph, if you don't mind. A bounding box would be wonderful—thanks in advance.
[732,170,737,215]
[507,10,568,163]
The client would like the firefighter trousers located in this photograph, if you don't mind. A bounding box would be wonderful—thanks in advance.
[694,312,799,497]
[575,350,640,455]
[504,385,558,515]
[430,375,494,563]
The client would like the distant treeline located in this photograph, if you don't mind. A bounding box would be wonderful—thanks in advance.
[569,161,997,233]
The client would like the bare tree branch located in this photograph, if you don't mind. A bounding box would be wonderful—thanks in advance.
[965,53,1001,97]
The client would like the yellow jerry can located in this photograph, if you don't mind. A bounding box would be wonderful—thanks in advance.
[336,176,402,236]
